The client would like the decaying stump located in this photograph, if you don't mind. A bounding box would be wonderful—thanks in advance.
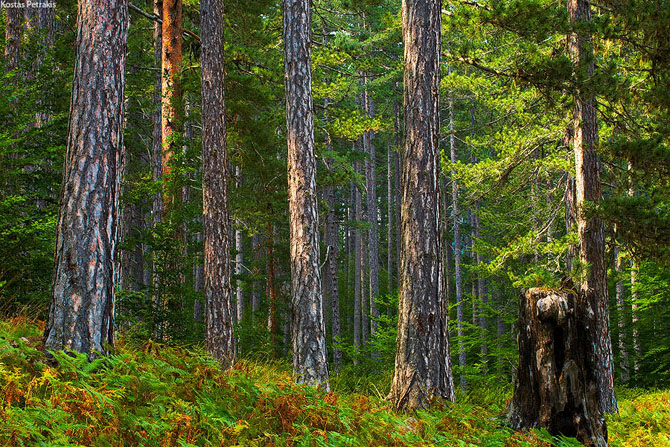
[506,288,607,447]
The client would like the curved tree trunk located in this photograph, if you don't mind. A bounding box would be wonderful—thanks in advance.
[201,0,235,368]
[506,288,607,447]
[283,0,329,389]
[44,0,128,358]
[389,0,455,410]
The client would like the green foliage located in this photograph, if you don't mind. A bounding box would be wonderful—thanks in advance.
[0,319,666,446]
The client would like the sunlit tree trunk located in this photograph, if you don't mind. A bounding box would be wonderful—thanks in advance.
[161,0,182,214]
[389,0,455,410]
[568,0,617,414]
[44,0,128,358]
[283,0,329,389]
[201,0,235,368]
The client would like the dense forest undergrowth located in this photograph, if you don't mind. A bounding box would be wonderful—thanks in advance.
[1,317,667,447]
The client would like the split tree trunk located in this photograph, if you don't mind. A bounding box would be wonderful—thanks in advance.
[201,0,235,368]
[389,0,455,410]
[283,0,329,389]
[506,288,607,447]
[567,0,617,413]
[44,0,128,358]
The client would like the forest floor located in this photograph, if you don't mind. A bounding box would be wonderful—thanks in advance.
[0,317,668,447]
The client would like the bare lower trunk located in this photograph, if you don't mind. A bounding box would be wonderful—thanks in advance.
[631,263,640,373]
[44,0,128,358]
[283,0,329,389]
[387,140,393,295]
[353,175,362,359]
[235,166,244,324]
[389,0,455,410]
[201,0,235,368]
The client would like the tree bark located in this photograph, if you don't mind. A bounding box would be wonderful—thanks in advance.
[506,288,607,447]
[283,0,329,389]
[449,69,467,390]
[389,0,455,410]
[393,97,402,285]
[567,0,617,413]
[201,0,235,369]
[44,0,128,358]
[161,0,182,214]
[631,262,640,374]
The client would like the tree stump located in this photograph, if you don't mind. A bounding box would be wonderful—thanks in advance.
[506,288,607,447]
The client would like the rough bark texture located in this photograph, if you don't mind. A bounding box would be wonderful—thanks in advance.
[567,0,617,414]
[631,263,640,373]
[449,72,467,391]
[389,0,455,410]
[324,185,342,371]
[387,139,394,295]
[506,288,607,447]
[201,0,235,369]
[4,6,21,73]
[283,0,329,389]
[44,0,128,358]
[161,0,182,213]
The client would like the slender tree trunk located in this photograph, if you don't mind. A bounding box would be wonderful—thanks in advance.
[363,78,380,336]
[387,140,393,295]
[496,287,506,377]
[564,128,578,271]
[614,247,629,382]
[152,0,163,314]
[201,0,235,368]
[251,234,261,318]
[353,175,362,360]
[389,0,455,410]
[24,4,55,127]
[361,228,369,346]
[631,262,640,374]
[161,0,182,214]
[283,0,329,389]
[324,185,342,371]
[235,166,244,324]
[393,96,401,284]
[568,0,617,414]
[267,222,279,350]
[5,7,21,73]
[44,0,128,358]
[450,70,467,390]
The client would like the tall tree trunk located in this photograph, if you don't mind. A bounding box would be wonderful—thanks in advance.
[267,222,279,350]
[201,0,235,368]
[363,78,380,336]
[161,0,182,214]
[567,0,617,414]
[5,7,21,73]
[353,175,362,360]
[614,247,629,382]
[283,0,329,389]
[44,0,128,358]
[393,96,401,284]
[361,226,369,346]
[387,140,393,296]
[24,4,55,128]
[389,0,455,410]
[235,166,244,324]
[151,0,163,314]
[324,185,342,371]
[450,70,467,390]
[564,128,578,271]
[631,262,640,374]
